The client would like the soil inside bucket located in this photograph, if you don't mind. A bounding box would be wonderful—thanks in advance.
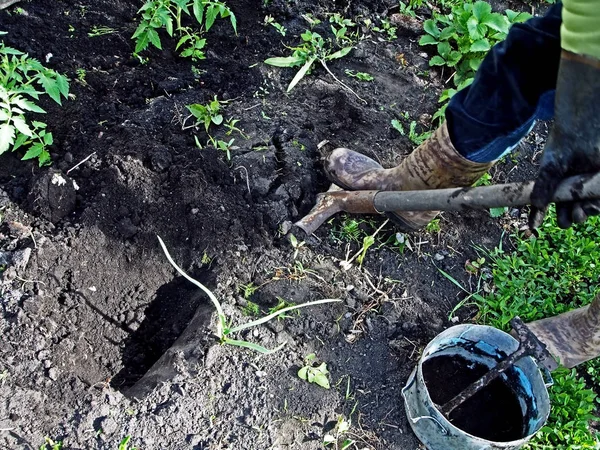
[422,354,524,442]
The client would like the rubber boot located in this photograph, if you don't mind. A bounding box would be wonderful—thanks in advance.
[525,294,600,369]
[325,122,493,231]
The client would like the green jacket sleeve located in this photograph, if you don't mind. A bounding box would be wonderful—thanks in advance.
[561,0,600,59]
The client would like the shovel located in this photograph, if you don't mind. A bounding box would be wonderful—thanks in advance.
[295,172,600,412]
[294,172,600,236]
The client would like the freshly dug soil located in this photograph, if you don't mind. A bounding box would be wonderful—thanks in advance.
[0,0,549,449]
[423,354,524,442]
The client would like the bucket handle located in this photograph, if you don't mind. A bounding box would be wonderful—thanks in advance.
[538,363,554,389]
[402,371,449,436]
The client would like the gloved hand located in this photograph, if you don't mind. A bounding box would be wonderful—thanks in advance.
[529,51,600,229]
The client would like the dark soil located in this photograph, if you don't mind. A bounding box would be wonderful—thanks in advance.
[0,0,548,449]
[423,354,524,442]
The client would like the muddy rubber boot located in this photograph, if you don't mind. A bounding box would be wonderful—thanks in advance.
[325,122,493,231]
[525,294,600,368]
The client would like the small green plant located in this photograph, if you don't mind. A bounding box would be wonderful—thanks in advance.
[88,25,117,37]
[373,17,397,41]
[118,436,138,450]
[158,236,341,353]
[289,233,306,259]
[298,353,330,389]
[185,96,224,132]
[425,218,441,234]
[76,68,87,84]
[241,300,260,316]
[132,0,236,61]
[39,438,62,450]
[323,416,355,450]
[419,1,531,123]
[0,33,70,166]
[239,282,259,299]
[264,15,286,36]
[264,29,354,94]
[344,69,374,81]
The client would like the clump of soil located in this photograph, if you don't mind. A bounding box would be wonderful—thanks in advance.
[423,354,524,442]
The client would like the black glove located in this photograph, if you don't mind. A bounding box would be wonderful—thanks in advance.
[529,51,600,229]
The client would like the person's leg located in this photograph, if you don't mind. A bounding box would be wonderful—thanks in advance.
[325,4,564,230]
[446,3,562,163]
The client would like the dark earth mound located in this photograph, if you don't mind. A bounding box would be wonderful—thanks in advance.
[0,0,548,448]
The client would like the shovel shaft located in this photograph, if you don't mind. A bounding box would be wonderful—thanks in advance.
[373,172,600,212]
[295,173,600,235]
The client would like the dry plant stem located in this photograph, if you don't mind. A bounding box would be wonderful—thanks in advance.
[234,166,251,196]
[320,60,367,104]
[67,152,97,174]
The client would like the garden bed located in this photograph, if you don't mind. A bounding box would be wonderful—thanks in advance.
[0,0,550,448]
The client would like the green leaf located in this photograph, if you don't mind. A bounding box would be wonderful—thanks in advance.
[505,9,532,24]
[228,297,341,333]
[211,114,223,126]
[470,38,491,52]
[439,26,456,41]
[482,13,510,34]
[134,31,150,53]
[429,55,446,66]
[466,16,484,41]
[0,123,15,154]
[469,57,483,71]
[418,34,438,46]
[229,12,237,34]
[298,366,309,380]
[147,28,162,50]
[264,56,305,67]
[37,73,61,105]
[193,0,205,24]
[13,133,29,151]
[12,97,46,113]
[472,1,492,21]
[490,207,507,218]
[12,116,32,137]
[287,57,316,92]
[423,19,440,38]
[21,142,43,160]
[55,74,70,99]
[205,4,219,31]
[391,119,405,135]
[437,41,451,58]
[325,46,353,61]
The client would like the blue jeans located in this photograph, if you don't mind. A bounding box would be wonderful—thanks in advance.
[446,4,563,163]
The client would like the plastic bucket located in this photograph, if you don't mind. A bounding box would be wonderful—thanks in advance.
[402,324,551,450]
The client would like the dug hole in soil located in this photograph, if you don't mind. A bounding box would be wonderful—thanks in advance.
[0,0,549,448]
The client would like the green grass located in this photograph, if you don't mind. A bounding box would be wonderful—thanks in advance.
[473,209,600,448]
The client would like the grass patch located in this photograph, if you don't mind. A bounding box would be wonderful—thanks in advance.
[473,209,600,448]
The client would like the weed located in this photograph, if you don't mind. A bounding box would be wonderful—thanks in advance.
[298,353,330,389]
[0,33,70,165]
[289,233,306,259]
[473,210,600,447]
[76,68,87,84]
[39,438,62,450]
[391,119,405,135]
[372,17,397,41]
[344,69,374,81]
[132,0,236,61]
[264,15,286,36]
[158,236,341,353]
[241,300,260,316]
[185,96,224,132]
[323,416,355,449]
[88,25,117,37]
[264,28,362,100]
[419,1,531,123]
[118,436,138,450]
[425,218,441,234]
[239,282,259,299]
[268,297,300,319]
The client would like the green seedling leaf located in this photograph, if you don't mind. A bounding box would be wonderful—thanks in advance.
[287,57,316,92]
[391,119,405,135]
[472,1,492,20]
[228,298,341,333]
[325,46,353,61]
[470,38,491,52]
[429,55,446,66]
[482,13,510,33]
[12,116,32,137]
[264,55,305,67]
[490,206,507,218]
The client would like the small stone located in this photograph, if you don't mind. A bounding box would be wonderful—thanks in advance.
[434,253,445,261]
[47,368,59,380]
[191,208,199,215]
